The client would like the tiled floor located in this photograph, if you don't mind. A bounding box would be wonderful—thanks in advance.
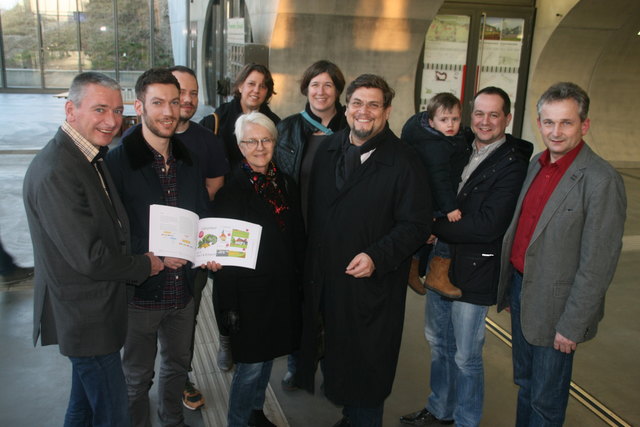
[1,94,638,426]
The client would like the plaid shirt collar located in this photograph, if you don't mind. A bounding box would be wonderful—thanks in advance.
[61,121,102,163]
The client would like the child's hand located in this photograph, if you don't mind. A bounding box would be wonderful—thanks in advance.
[447,209,462,222]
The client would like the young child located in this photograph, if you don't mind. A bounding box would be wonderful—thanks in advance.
[401,92,471,298]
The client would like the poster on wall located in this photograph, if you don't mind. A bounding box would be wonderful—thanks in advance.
[419,66,465,112]
[227,18,245,44]
[420,15,470,111]
[476,17,525,133]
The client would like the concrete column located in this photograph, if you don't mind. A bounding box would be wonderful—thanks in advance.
[247,0,444,132]
[527,0,640,166]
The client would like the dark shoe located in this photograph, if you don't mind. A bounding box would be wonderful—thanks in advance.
[248,409,276,427]
[0,267,34,285]
[407,257,426,295]
[281,371,298,391]
[182,379,205,410]
[332,416,351,427]
[424,256,462,299]
[399,408,453,425]
[217,335,233,371]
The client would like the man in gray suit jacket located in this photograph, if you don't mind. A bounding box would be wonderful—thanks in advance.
[23,72,164,427]
[496,82,626,426]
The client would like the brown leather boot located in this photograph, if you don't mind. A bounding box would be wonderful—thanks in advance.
[407,257,426,295]
[424,256,462,299]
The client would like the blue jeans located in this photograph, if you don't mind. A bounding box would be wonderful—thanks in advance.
[65,351,130,427]
[424,290,489,427]
[342,403,384,427]
[228,360,273,427]
[510,271,574,427]
[433,239,451,259]
[286,351,298,375]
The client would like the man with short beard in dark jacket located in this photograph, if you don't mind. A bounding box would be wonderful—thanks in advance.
[401,87,533,427]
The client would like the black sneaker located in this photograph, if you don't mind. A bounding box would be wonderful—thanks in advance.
[248,409,276,427]
[399,408,454,426]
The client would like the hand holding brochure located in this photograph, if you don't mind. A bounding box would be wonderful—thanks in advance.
[148,204,262,269]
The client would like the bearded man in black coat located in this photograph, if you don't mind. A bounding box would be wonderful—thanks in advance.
[297,74,432,427]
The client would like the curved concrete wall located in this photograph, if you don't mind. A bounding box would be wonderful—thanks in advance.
[248,0,443,132]
[528,0,640,166]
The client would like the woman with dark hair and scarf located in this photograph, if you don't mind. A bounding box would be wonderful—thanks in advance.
[212,112,304,427]
[275,60,349,223]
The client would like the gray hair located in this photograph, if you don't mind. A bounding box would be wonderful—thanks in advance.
[537,82,590,122]
[68,72,121,107]
[234,111,278,144]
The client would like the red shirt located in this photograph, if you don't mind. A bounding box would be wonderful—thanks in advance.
[510,141,584,273]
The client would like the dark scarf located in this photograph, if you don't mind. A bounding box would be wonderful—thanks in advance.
[241,161,290,231]
[335,123,389,190]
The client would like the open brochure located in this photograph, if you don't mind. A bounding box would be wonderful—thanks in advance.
[148,204,262,269]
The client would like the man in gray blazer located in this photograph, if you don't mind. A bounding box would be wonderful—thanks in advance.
[23,72,164,426]
[497,82,626,426]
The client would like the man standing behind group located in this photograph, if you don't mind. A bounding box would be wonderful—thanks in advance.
[169,65,229,201]
[168,65,229,411]
[106,68,216,427]
[23,72,164,426]
[401,87,532,427]
[497,82,626,426]
[298,74,432,427]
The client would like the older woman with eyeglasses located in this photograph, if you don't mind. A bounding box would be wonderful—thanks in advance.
[212,112,304,427]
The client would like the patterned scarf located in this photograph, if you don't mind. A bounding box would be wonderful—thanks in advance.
[241,160,290,230]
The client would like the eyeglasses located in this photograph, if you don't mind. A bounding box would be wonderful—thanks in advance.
[239,137,274,148]
[348,100,384,111]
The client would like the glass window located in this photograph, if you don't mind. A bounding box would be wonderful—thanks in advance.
[116,0,151,87]
[0,0,177,90]
[41,1,82,88]
[152,0,173,68]
[1,1,41,87]
[82,0,117,80]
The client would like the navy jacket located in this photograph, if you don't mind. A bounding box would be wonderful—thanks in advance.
[106,125,210,301]
[434,135,533,305]
[401,111,471,214]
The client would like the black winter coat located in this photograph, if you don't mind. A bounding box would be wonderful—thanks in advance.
[199,97,281,167]
[434,135,533,305]
[105,125,210,301]
[297,127,432,406]
[211,165,304,363]
[275,102,347,182]
[401,111,471,214]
